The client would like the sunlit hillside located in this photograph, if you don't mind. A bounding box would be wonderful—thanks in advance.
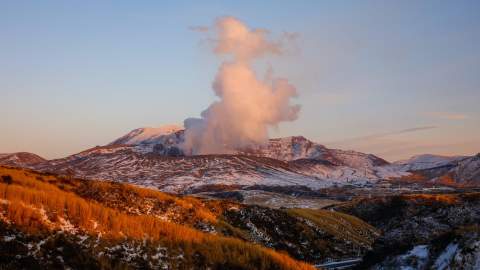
[0,166,315,270]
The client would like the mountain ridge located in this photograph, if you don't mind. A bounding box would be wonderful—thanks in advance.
[24,127,406,193]
[0,152,46,167]
[1,125,478,191]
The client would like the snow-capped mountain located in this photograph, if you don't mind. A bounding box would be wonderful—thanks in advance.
[35,147,334,193]
[25,125,406,193]
[242,136,389,168]
[2,125,478,192]
[390,153,480,186]
[392,154,467,171]
[0,152,46,167]
[422,154,480,186]
[452,154,480,184]
[110,125,183,146]
[110,126,390,170]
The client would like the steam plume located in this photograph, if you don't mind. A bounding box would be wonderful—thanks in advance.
[183,17,300,155]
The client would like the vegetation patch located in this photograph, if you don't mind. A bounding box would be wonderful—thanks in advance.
[0,166,315,270]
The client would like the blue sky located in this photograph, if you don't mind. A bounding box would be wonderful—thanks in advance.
[1,0,479,161]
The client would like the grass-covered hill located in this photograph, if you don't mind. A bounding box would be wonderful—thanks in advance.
[0,166,378,269]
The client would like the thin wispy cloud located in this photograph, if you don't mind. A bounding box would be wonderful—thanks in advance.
[331,125,438,144]
[397,126,438,134]
[425,111,468,120]
[375,139,480,161]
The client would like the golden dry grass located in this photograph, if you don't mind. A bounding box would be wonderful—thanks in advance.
[0,166,315,270]
[287,208,379,247]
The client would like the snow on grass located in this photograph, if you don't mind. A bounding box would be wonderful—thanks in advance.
[392,245,430,270]
[3,235,16,242]
[434,242,458,270]
[402,245,429,259]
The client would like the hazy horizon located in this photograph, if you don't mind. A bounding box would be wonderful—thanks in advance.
[1,1,479,161]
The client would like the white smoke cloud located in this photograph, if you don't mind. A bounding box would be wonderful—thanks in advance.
[182,17,300,155]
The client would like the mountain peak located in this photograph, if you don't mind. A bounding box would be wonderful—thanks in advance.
[110,124,183,145]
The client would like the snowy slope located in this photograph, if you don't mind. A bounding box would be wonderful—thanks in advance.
[0,152,46,167]
[242,136,389,169]
[241,136,329,161]
[27,125,410,193]
[110,125,183,146]
[392,154,467,171]
[451,154,480,184]
[109,126,390,172]
[388,153,480,186]
[34,146,336,193]
[9,125,477,192]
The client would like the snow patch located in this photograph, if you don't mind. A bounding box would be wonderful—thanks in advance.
[434,242,458,270]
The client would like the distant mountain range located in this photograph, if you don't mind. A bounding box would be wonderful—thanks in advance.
[393,153,480,187]
[1,125,479,192]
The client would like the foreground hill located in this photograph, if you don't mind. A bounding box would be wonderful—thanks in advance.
[333,193,480,269]
[0,166,379,269]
